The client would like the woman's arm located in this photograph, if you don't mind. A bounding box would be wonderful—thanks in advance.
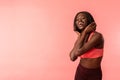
[69,22,96,61]
[69,32,87,61]
[75,32,103,57]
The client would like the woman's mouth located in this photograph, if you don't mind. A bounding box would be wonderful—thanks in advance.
[78,24,84,29]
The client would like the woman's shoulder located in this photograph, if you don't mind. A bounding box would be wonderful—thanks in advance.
[93,31,103,37]
[93,31,104,41]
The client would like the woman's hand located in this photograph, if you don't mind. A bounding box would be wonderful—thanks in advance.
[75,31,80,36]
[84,22,96,34]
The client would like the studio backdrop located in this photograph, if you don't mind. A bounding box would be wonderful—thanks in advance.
[0,0,120,80]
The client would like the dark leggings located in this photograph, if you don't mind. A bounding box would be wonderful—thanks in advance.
[75,63,102,80]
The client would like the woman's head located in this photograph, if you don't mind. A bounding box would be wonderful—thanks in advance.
[74,11,95,33]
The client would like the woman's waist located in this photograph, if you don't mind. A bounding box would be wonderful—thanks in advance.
[79,56,102,69]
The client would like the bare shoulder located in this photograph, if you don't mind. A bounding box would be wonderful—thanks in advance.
[93,31,104,48]
[90,31,104,44]
[93,31,104,39]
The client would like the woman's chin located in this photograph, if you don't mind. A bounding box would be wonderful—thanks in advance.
[78,26,84,29]
[79,27,84,30]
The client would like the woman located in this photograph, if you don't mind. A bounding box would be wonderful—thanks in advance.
[69,11,104,80]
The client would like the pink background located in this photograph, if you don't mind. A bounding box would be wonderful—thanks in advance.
[0,0,120,80]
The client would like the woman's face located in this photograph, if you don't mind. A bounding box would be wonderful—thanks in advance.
[75,13,88,31]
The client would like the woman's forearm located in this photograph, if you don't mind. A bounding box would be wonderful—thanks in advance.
[69,32,87,61]
[75,32,87,49]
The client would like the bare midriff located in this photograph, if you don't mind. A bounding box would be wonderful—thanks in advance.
[80,56,103,69]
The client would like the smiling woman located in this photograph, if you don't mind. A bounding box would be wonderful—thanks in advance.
[69,11,104,80]
[74,11,95,33]
[75,13,88,30]
[0,0,120,80]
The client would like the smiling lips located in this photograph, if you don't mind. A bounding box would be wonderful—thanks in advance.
[77,22,84,29]
[79,22,84,25]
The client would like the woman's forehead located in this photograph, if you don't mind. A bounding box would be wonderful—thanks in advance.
[77,13,86,17]
[76,13,87,18]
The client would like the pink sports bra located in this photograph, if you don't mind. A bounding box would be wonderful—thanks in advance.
[80,32,103,58]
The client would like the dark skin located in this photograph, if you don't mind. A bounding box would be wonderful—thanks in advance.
[69,13,104,69]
